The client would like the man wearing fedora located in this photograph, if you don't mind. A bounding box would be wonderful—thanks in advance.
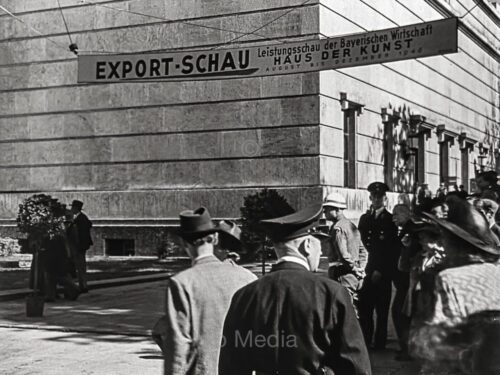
[323,192,367,309]
[160,207,256,375]
[357,182,399,350]
[68,199,93,293]
[219,204,371,375]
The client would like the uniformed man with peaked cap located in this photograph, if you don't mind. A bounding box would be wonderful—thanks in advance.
[219,203,371,375]
[357,182,400,350]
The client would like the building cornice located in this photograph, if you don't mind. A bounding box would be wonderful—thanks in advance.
[425,0,500,63]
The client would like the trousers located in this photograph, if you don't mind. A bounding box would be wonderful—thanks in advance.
[358,275,392,348]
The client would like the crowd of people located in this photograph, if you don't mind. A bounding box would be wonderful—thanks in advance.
[29,199,93,301]
[154,169,500,375]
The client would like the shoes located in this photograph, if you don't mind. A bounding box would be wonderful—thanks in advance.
[79,287,89,294]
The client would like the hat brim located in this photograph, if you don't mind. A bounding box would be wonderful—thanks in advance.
[323,202,347,209]
[421,212,500,255]
[218,231,242,251]
[269,221,331,242]
[173,227,218,240]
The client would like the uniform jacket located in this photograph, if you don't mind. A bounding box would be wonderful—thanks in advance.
[162,255,256,375]
[219,261,371,375]
[328,214,368,273]
[70,212,93,252]
[358,208,399,277]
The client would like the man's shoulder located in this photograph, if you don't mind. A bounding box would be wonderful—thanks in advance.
[76,212,91,223]
[172,259,256,285]
[380,208,393,219]
[218,261,258,281]
[335,217,357,230]
[359,211,371,220]
[236,269,344,296]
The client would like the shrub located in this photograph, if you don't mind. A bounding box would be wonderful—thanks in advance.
[155,229,184,259]
[0,237,22,257]
[240,189,294,259]
[17,194,66,248]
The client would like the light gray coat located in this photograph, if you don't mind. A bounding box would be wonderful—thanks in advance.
[161,255,257,375]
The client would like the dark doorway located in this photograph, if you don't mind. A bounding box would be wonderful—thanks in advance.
[105,239,135,256]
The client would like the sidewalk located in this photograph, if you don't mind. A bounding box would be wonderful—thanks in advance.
[0,280,420,375]
[0,272,171,302]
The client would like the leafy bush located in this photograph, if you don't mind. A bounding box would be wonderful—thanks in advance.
[17,194,66,245]
[155,229,184,259]
[240,189,294,258]
[0,237,22,257]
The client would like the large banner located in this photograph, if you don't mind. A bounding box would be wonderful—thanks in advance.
[78,18,458,83]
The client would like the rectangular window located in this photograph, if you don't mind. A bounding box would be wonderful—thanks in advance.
[417,134,426,184]
[343,109,357,188]
[105,239,135,256]
[383,122,395,190]
[461,148,470,191]
[439,142,449,185]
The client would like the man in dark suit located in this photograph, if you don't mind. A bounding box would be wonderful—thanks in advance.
[219,204,371,375]
[158,207,257,375]
[68,199,93,293]
[357,182,399,350]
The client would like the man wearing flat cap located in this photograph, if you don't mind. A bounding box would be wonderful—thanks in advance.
[68,199,93,293]
[357,182,399,350]
[219,204,371,375]
[159,207,256,375]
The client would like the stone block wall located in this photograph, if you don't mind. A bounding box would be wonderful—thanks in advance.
[318,0,500,212]
[1,0,499,254]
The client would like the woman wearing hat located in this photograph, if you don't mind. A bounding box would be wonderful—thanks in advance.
[409,196,500,374]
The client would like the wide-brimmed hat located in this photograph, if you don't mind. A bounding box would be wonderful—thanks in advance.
[216,220,242,251]
[422,196,500,255]
[323,192,347,209]
[260,203,330,242]
[175,207,218,240]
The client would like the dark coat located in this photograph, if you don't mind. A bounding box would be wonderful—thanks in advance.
[71,212,93,252]
[358,208,400,278]
[219,261,371,375]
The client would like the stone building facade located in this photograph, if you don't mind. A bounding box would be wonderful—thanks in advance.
[0,0,499,255]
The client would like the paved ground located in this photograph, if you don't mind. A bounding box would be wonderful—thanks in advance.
[0,279,420,375]
[0,255,189,291]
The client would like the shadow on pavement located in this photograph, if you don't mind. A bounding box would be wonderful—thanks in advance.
[0,282,166,343]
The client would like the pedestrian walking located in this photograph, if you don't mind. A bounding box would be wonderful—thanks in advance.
[67,200,93,293]
[219,204,371,375]
[323,192,367,310]
[357,182,399,350]
[157,207,256,375]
